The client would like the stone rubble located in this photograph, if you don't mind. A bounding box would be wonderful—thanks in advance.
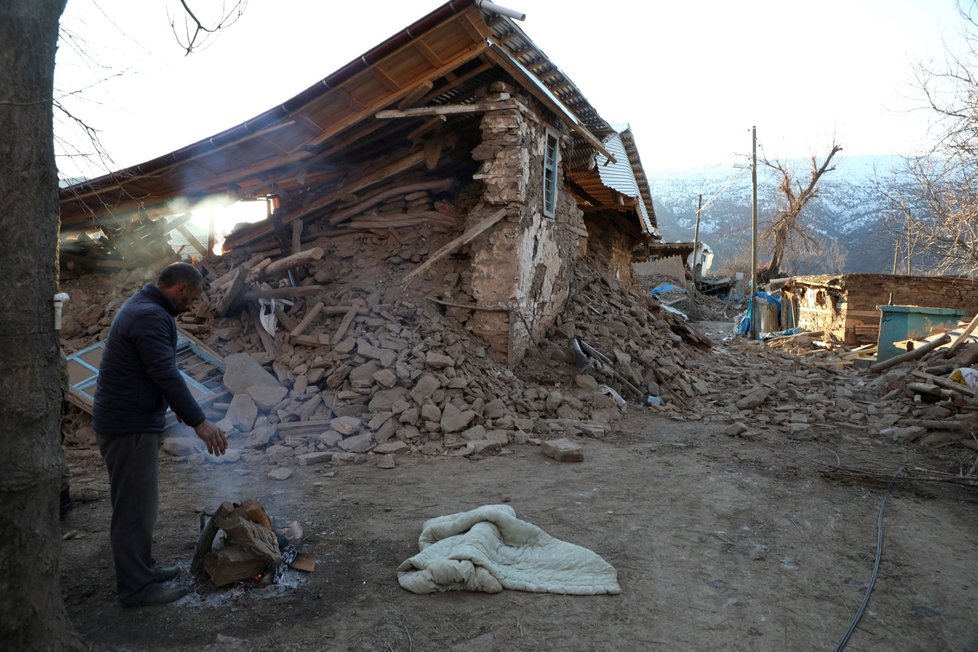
[56,240,978,478]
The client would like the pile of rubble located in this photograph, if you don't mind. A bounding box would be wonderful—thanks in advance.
[58,233,978,469]
[861,333,978,451]
[59,226,723,468]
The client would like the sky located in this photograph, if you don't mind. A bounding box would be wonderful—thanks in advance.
[54,0,971,181]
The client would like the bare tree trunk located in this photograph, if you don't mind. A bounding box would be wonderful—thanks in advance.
[758,143,842,282]
[0,0,78,649]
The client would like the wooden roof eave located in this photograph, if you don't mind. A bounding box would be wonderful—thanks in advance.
[483,42,617,164]
[59,1,491,228]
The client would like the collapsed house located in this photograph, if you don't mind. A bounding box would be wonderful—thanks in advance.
[59,0,657,369]
[779,273,978,346]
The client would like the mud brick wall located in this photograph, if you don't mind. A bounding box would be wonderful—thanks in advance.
[584,213,642,291]
[468,90,585,366]
[785,273,978,344]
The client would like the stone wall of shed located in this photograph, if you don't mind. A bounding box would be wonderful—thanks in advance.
[466,91,586,366]
[784,273,978,344]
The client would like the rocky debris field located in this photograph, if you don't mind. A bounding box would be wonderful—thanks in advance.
[58,232,978,484]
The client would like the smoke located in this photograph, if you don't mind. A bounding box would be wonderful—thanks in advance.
[167,197,267,256]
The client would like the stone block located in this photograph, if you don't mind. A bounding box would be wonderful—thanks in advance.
[483,398,505,419]
[372,369,398,388]
[248,385,288,411]
[330,416,362,436]
[441,405,476,433]
[374,440,410,455]
[541,438,584,463]
[426,352,455,369]
[338,433,375,453]
[410,374,441,405]
[298,451,332,466]
[267,468,293,481]
[223,353,281,396]
[319,430,343,447]
[226,394,259,432]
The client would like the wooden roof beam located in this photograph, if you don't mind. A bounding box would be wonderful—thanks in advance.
[484,43,616,164]
[376,98,518,120]
[414,39,444,67]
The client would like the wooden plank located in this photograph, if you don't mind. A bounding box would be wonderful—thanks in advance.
[407,115,447,143]
[224,150,428,249]
[911,370,978,398]
[868,333,950,373]
[372,65,403,92]
[241,286,327,301]
[328,179,454,225]
[375,99,518,119]
[247,303,278,356]
[945,313,978,358]
[261,247,324,277]
[176,224,210,258]
[291,220,303,255]
[414,39,444,67]
[216,268,247,317]
[398,81,434,109]
[403,208,508,286]
[290,302,324,338]
[274,307,299,333]
[331,303,361,345]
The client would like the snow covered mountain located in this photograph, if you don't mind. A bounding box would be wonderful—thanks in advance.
[649,154,912,275]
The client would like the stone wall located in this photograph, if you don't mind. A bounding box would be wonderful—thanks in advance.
[584,213,643,291]
[467,88,585,366]
[783,273,978,344]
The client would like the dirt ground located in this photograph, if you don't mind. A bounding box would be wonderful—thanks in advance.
[60,340,978,651]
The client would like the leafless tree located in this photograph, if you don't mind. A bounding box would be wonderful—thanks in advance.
[1,2,243,647]
[895,1,978,276]
[756,142,843,282]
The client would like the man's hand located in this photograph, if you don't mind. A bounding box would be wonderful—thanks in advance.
[194,420,228,456]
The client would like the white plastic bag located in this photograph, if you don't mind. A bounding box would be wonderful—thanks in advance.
[949,367,978,388]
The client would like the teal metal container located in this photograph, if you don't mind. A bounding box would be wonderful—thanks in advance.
[876,305,967,362]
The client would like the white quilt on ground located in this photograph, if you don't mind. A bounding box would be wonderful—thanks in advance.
[396,504,621,595]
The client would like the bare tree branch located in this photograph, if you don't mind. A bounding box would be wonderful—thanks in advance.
[757,142,843,281]
[169,0,248,55]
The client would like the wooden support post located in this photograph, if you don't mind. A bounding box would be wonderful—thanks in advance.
[291,220,303,255]
[290,302,324,338]
[216,268,248,317]
[403,207,508,285]
[177,224,209,258]
[945,313,978,359]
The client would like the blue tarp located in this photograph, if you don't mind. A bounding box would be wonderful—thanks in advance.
[649,283,686,297]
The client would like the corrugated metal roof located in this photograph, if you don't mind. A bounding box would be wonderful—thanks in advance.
[595,131,654,235]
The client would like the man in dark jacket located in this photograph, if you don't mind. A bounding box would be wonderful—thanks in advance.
[94,262,227,607]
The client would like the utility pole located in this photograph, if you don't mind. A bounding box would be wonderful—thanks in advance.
[691,193,703,307]
[906,212,912,275]
[750,126,758,339]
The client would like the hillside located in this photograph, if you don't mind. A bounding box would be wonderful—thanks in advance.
[649,155,915,275]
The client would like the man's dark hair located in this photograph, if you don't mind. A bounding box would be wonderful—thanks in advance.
[157,262,203,289]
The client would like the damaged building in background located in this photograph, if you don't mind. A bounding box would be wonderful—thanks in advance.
[59,0,658,368]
